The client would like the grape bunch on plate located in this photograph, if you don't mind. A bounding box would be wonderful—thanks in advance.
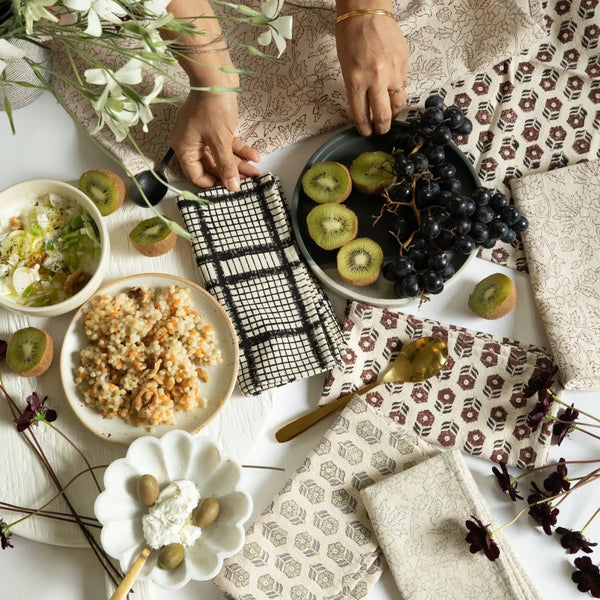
[381,94,529,299]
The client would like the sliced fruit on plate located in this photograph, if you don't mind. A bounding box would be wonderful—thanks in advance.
[350,151,396,195]
[337,237,383,286]
[301,161,352,204]
[306,203,358,250]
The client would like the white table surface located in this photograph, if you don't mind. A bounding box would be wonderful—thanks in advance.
[1,92,598,600]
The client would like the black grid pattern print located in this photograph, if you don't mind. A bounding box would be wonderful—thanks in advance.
[178,174,344,396]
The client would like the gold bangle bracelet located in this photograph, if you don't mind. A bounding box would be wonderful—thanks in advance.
[335,8,395,25]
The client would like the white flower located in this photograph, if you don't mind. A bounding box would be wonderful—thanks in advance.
[137,75,164,132]
[143,0,170,16]
[84,59,143,96]
[0,40,26,76]
[23,0,59,35]
[256,0,292,57]
[63,0,127,36]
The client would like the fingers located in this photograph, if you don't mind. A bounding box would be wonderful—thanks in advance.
[175,148,217,189]
[232,137,260,164]
[368,85,394,135]
[347,84,373,137]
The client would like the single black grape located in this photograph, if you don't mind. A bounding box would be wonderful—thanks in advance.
[440,263,456,281]
[384,256,415,281]
[448,195,469,217]
[391,183,411,202]
[490,192,509,211]
[449,216,471,234]
[444,106,465,130]
[436,230,455,250]
[393,215,414,239]
[425,94,445,110]
[470,221,490,243]
[423,271,444,294]
[411,153,428,173]
[512,216,529,233]
[500,228,517,244]
[393,279,408,298]
[416,186,435,207]
[473,205,495,224]
[436,163,457,180]
[442,177,462,194]
[500,205,522,225]
[488,219,509,239]
[402,274,421,297]
[472,187,492,206]
[408,249,429,270]
[426,146,446,166]
[454,118,473,135]
[438,190,453,207]
[453,234,475,254]
[431,125,453,146]
[480,237,497,249]
[422,106,445,128]
[427,253,449,272]
[463,198,477,216]
[421,217,441,239]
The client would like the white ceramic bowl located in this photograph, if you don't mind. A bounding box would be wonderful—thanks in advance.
[94,430,252,589]
[0,179,110,317]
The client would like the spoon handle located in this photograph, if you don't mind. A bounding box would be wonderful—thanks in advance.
[159,147,175,172]
[110,547,151,600]
[275,381,381,443]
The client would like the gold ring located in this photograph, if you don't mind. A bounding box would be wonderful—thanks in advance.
[388,81,408,96]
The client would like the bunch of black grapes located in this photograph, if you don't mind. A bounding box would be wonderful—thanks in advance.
[382,94,528,299]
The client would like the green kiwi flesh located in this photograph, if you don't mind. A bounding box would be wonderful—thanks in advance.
[306,203,358,250]
[350,151,396,194]
[129,216,177,257]
[337,238,383,286]
[468,273,517,319]
[6,327,53,377]
[302,161,352,204]
[79,169,125,216]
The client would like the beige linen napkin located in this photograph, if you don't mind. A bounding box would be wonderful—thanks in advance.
[320,302,561,469]
[213,396,439,599]
[47,0,545,175]
[511,160,600,391]
[360,449,541,600]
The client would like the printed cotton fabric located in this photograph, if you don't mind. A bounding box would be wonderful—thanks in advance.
[320,303,560,469]
[511,159,600,390]
[177,173,344,396]
[361,449,541,600]
[213,396,439,600]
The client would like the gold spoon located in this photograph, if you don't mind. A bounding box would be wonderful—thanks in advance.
[110,546,151,600]
[275,336,448,443]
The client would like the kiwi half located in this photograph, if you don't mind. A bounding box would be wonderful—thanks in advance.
[337,238,383,286]
[129,216,177,257]
[468,273,516,319]
[301,161,352,204]
[79,169,126,216]
[307,203,358,250]
[6,327,53,377]
[350,151,396,194]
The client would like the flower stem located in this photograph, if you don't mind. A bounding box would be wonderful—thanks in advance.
[513,459,600,482]
[242,464,285,471]
[581,506,600,535]
[552,394,600,424]
[572,425,600,442]
[0,502,99,527]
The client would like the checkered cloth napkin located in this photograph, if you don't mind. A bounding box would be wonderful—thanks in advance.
[177,173,344,396]
[361,449,541,600]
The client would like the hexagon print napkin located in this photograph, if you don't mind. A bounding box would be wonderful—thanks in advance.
[511,159,600,391]
[213,396,439,600]
[320,303,561,469]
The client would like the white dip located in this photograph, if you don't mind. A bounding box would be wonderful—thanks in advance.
[142,480,202,549]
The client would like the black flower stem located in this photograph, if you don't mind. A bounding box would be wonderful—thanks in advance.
[0,502,99,527]
[551,394,600,424]
[5,466,106,529]
[581,506,600,535]
[513,459,600,482]
[45,421,102,492]
[554,470,600,509]
[0,380,122,586]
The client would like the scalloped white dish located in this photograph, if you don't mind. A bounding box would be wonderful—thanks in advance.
[59,273,239,445]
[94,430,252,589]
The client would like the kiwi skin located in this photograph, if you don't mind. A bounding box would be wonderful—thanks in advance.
[129,217,177,257]
[6,327,54,377]
[468,273,517,319]
[79,169,126,216]
[302,162,352,204]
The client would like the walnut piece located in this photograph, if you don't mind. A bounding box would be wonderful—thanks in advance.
[132,383,160,419]
[64,268,91,297]
[9,216,23,231]
[152,327,168,343]
[128,287,151,304]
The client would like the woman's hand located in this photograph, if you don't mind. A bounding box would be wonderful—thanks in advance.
[335,12,409,136]
[170,87,260,192]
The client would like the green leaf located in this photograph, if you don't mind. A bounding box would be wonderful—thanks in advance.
[3,95,15,135]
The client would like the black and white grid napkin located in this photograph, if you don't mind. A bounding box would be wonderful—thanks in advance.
[177,173,344,396]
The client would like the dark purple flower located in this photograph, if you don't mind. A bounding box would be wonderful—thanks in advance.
[15,391,57,432]
[527,482,559,535]
[572,556,600,597]
[543,459,571,495]
[523,366,558,398]
[556,527,597,554]
[465,516,500,561]
[553,405,579,445]
[492,461,522,501]
[0,339,6,360]
[0,519,13,550]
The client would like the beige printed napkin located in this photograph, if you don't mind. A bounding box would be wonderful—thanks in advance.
[213,396,439,599]
[47,0,545,175]
[511,160,600,391]
[360,449,541,600]
[320,303,561,469]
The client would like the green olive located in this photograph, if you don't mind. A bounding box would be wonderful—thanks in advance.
[137,474,160,507]
[157,543,185,570]
[192,497,220,527]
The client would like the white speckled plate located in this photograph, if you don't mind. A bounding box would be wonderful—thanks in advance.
[60,273,239,445]
[95,430,252,588]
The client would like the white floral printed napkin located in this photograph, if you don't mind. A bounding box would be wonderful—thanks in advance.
[47,0,545,175]
[213,396,439,600]
[511,159,600,391]
[320,303,561,469]
[360,449,541,600]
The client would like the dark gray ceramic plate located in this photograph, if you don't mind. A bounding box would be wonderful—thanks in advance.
[291,122,480,307]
